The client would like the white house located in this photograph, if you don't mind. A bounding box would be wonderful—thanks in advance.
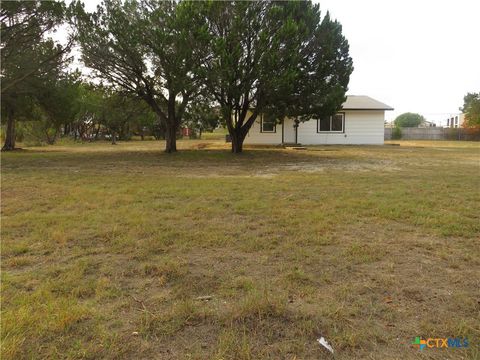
[418,119,437,128]
[445,113,465,128]
[244,95,393,145]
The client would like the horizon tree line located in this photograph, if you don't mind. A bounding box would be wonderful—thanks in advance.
[2,0,354,153]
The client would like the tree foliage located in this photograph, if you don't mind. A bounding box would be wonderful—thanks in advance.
[394,112,425,128]
[36,72,83,144]
[2,0,354,154]
[198,1,353,152]
[72,0,207,152]
[97,91,157,144]
[391,125,402,140]
[460,92,480,127]
[1,0,70,150]
[183,101,220,138]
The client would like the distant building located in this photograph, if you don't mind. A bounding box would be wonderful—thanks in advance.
[384,119,437,128]
[445,113,465,128]
[418,119,437,128]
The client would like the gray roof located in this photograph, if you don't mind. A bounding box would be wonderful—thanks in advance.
[342,95,393,110]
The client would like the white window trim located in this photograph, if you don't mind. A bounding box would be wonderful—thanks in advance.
[317,113,345,133]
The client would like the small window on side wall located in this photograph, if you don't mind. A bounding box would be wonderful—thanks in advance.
[318,113,344,133]
[261,115,276,133]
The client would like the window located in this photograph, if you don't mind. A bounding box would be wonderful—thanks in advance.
[332,114,344,131]
[260,115,276,133]
[318,113,344,133]
[319,117,330,131]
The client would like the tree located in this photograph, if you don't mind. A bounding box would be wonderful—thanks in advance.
[98,91,155,144]
[183,101,220,139]
[36,72,83,144]
[460,93,480,127]
[100,92,130,144]
[394,112,425,128]
[130,102,159,140]
[391,125,402,140]
[276,10,353,123]
[72,0,207,152]
[199,1,353,153]
[69,84,105,141]
[1,1,70,151]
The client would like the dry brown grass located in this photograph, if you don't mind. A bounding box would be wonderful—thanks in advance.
[1,139,479,359]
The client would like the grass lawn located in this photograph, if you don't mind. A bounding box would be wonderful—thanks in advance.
[1,140,479,359]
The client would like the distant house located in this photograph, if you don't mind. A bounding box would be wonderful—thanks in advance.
[385,118,437,128]
[418,119,437,128]
[445,113,465,128]
[244,95,393,145]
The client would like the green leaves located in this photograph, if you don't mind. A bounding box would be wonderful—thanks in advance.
[197,1,353,151]
[72,0,211,151]
[394,113,425,128]
[1,1,69,98]
[460,93,480,127]
[1,0,71,149]
[37,72,83,130]
[3,0,354,153]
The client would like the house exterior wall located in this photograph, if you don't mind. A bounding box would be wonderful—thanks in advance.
[243,113,282,144]
[445,114,465,128]
[244,110,386,145]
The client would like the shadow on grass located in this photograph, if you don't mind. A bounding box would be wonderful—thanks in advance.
[1,145,344,172]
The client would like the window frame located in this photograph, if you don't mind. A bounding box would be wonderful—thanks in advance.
[317,112,345,133]
[260,114,276,133]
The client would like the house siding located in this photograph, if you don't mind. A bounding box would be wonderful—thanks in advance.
[244,110,385,145]
[244,113,282,144]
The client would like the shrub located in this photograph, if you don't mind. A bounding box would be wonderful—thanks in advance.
[391,126,402,140]
[394,112,425,127]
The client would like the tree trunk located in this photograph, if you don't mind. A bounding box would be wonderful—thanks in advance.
[230,130,245,153]
[2,108,16,151]
[225,106,259,154]
[78,125,85,141]
[94,124,100,141]
[165,122,177,153]
[164,93,179,153]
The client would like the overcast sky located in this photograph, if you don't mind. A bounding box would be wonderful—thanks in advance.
[318,0,479,124]
[67,0,479,125]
